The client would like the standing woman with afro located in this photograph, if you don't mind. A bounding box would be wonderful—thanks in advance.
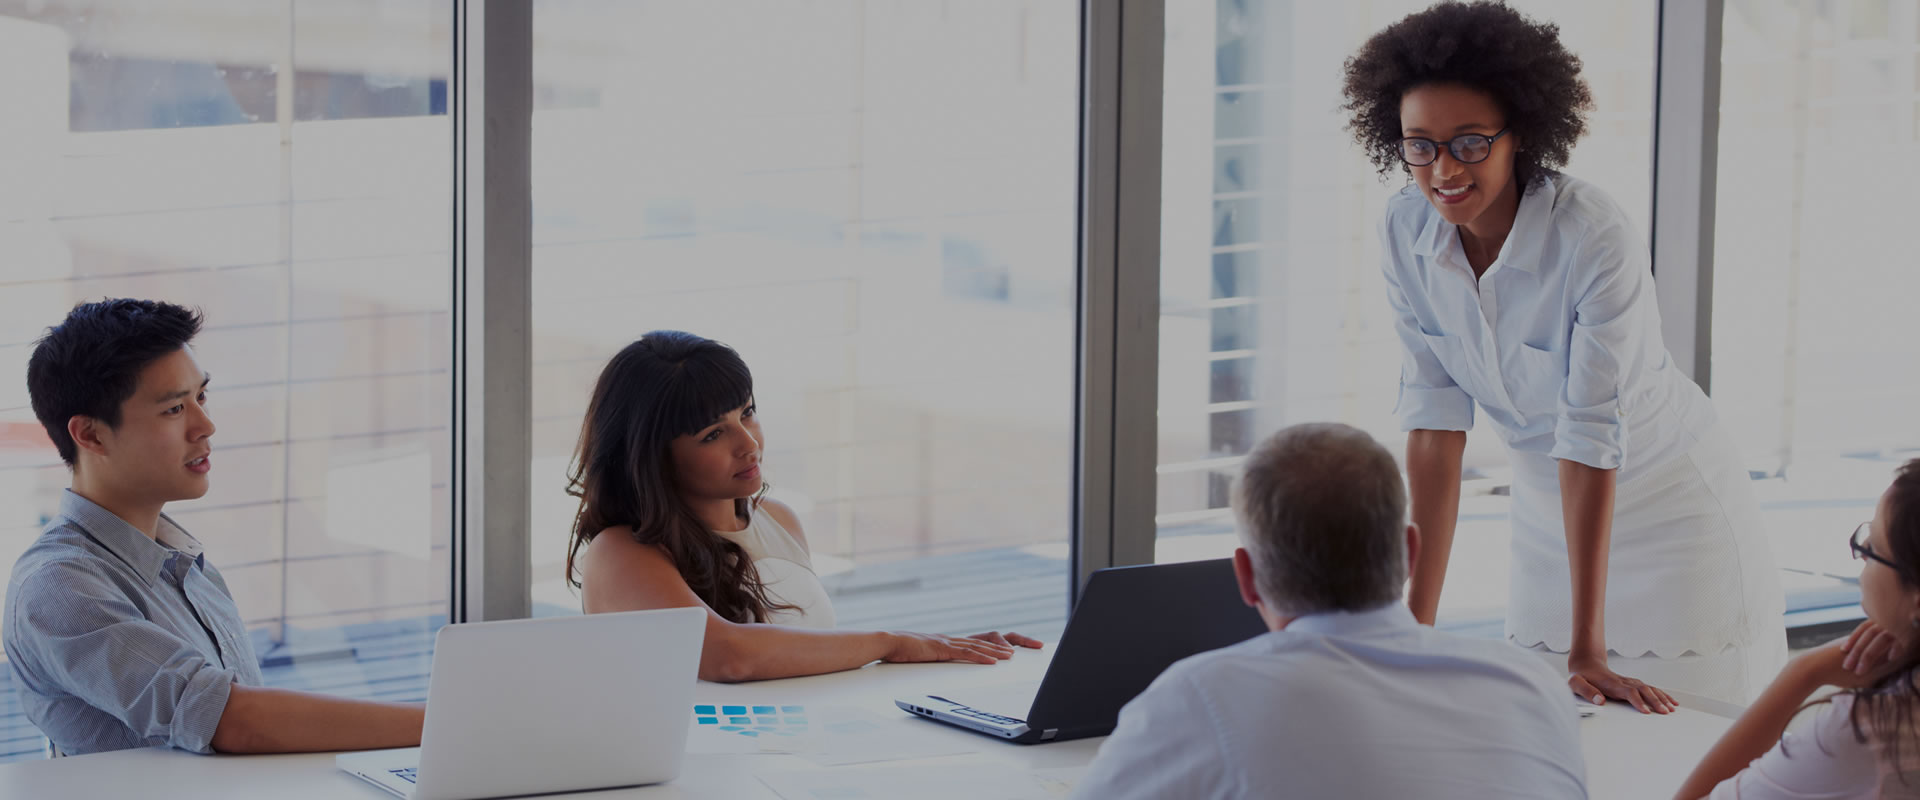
[1343,1,1785,710]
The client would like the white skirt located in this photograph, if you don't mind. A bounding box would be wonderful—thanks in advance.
[1504,422,1786,705]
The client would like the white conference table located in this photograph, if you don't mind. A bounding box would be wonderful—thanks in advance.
[0,646,1738,799]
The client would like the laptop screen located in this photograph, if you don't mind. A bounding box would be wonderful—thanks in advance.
[1023,558,1267,738]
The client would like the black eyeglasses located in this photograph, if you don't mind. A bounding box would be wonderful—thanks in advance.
[1852,521,1898,569]
[1399,128,1511,166]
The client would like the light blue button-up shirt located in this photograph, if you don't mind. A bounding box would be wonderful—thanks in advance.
[3,490,262,755]
[1071,604,1588,800]
[1380,173,1716,480]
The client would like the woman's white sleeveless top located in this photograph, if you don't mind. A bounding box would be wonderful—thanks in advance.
[711,506,836,629]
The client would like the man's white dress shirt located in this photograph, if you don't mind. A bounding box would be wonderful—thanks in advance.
[1071,603,1587,800]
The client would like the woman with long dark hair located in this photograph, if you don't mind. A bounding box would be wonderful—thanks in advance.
[565,330,1042,682]
[1677,459,1920,798]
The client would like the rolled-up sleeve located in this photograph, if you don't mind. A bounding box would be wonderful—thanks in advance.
[1381,219,1474,433]
[7,563,236,754]
[1549,223,1650,470]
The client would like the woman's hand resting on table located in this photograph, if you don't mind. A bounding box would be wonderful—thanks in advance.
[881,631,1045,665]
[1569,650,1678,715]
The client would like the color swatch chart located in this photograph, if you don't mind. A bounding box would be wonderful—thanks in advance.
[693,704,809,738]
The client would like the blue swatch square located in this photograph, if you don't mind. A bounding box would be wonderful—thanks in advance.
[755,717,776,725]
[728,716,752,725]
[693,705,716,716]
[785,716,806,725]
[721,705,747,715]
[752,705,776,714]
[753,726,776,732]
[781,705,804,714]
[738,731,760,738]
[718,726,743,732]
[696,717,718,725]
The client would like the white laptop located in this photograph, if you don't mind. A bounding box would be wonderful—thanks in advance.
[336,607,705,800]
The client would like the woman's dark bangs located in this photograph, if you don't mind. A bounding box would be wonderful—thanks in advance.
[659,348,754,438]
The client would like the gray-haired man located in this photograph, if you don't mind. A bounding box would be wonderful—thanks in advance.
[1071,423,1587,799]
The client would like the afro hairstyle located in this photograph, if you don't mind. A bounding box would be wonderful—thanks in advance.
[1341,1,1594,191]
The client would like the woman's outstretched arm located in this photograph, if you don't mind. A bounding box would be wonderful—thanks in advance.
[580,528,1040,682]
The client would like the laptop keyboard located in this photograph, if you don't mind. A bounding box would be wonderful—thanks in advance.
[388,767,418,784]
[953,706,1024,726]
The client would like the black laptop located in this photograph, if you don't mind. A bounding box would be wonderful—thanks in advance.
[895,558,1268,744]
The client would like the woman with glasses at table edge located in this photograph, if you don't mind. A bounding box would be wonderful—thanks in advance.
[1675,460,1920,798]
[1343,1,1784,711]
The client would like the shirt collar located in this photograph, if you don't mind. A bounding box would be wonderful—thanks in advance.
[1409,172,1558,274]
[1284,601,1420,637]
[57,489,205,583]
[1409,191,1455,260]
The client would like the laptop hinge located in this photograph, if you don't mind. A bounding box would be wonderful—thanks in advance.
[1040,729,1058,741]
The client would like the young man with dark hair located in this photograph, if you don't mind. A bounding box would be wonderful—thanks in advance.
[5,298,425,755]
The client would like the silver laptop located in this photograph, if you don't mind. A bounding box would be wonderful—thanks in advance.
[336,607,706,800]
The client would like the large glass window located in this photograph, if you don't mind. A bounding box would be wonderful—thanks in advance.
[528,2,1082,638]
[1711,0,1920,615]
[1154,0,1659,631]
[0,1,451,763]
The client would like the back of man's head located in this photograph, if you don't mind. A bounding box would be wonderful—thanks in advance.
[1234,422,1408,616]
[26,299,204,468]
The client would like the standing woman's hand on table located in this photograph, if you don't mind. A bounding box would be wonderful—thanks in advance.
[1569,651,1678,715]
[1578,619,1907,715]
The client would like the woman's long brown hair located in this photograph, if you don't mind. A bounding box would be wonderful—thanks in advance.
[562,331,790,623]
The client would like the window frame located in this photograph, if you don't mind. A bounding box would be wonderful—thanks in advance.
[451,0,1807,631]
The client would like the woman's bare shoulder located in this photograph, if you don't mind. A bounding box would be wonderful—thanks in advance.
[582,525,672,572]
[756,497,810,549]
